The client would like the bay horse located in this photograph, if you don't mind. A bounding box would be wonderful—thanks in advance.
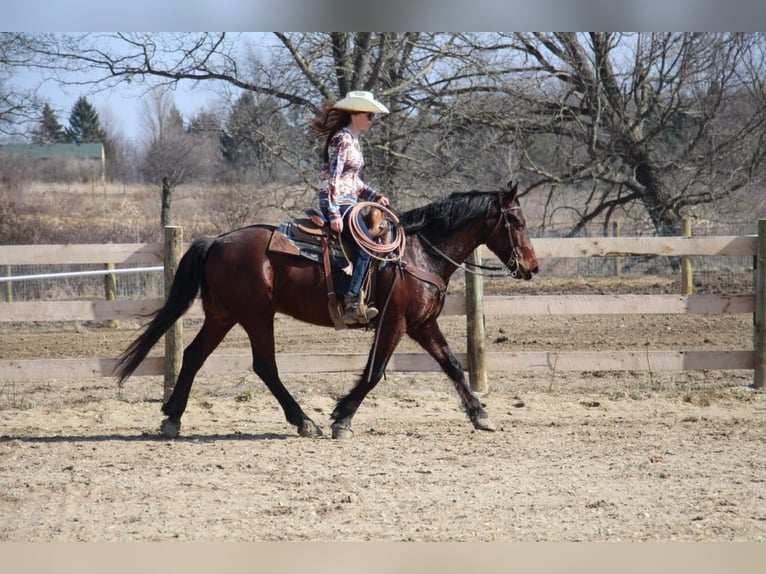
[115,182,538,439]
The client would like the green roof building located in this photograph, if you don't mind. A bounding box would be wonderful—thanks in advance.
[0,142,105,182]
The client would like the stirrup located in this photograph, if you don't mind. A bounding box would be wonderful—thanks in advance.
[340,296,378,325]
[351,302,379,325]
[361,305,379,322]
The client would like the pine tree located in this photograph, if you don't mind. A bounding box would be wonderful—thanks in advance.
[31,103,66,144]
[65,96,106,143]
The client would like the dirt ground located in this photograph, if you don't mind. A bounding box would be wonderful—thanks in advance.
[0,277,764,541]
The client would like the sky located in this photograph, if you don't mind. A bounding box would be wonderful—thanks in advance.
[5,0,761,31]
[13,33,270,144]
[22,68,224,144]
[6,1,762,143]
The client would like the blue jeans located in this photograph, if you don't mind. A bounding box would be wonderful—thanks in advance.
[336,204,373,297]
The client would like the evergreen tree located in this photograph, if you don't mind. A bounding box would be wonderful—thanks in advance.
[221,92,292,181]
[31,103,66,143]
[65,96,106,143]
[187,109,221,136]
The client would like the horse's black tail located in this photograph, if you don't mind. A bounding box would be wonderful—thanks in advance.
[114,237,216,385]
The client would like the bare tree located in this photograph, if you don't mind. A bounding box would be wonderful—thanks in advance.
[489,33,766,234]
[0,33,40,137]
[139,87,220,229]
[14,32,766,234]
[14,33,510,199]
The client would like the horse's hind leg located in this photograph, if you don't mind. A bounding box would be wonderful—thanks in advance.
[161,318,234,437]
[408,319,496,432]
[242,319,323,438]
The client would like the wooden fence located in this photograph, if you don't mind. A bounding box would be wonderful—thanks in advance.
[1,222,764,392]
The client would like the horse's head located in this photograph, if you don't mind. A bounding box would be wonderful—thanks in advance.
[485,181,539,280]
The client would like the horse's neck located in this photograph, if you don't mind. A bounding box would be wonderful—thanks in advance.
[417,222,485,278]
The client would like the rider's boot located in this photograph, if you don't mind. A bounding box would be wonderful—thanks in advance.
[341,295,378,325]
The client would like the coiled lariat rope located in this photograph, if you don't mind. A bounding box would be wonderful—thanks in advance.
[346,201,406,263]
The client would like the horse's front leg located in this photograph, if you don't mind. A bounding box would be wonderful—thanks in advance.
[330,321,405,439]
[409,320,496,432]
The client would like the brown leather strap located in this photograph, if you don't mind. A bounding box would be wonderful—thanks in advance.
[321,235,333,294]
[400,261,447,294]
[322,234,346,329]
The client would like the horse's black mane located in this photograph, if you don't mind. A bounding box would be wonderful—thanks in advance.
[399,191,497,237]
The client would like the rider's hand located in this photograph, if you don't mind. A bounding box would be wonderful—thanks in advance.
[377,195,390,207]
[330,218,343,234]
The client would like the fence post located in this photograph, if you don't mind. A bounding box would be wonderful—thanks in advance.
[754,219,766,390]
[612,220,622,277]
[4,265,11,302]
[164,225,183,402]
[465,249,487,393]
[681,218,693,295]
[104,262,117,328]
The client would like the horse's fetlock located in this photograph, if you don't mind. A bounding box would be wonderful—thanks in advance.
[331,422,354,440]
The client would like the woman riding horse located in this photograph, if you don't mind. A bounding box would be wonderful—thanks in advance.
[115,182,538,439]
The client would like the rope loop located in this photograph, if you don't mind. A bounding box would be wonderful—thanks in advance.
[347,201,406,262]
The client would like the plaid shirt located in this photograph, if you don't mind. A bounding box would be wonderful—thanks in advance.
[318,127,377,221]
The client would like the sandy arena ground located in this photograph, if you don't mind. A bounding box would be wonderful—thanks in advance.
[1,277,764,541]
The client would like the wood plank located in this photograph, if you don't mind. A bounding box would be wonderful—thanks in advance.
[0,299,204,322]
[481,235,757,259]
[484,350,753,371]
[0,243,166,265]
[0,235,756,268]
[0,357,163,379]
[204,353,370,375]
[0,294,752,323]
[481,294,755,315]
[0,350,752,380]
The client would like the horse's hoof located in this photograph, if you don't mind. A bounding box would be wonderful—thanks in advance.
[298,419,323,438]
[472,416,497,432]
[331,424,354,440]
[160,418,181,438]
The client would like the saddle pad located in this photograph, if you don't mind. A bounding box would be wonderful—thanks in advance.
[269,222,348,268]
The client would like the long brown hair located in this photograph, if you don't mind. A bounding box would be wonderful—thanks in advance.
[309,103,352,162]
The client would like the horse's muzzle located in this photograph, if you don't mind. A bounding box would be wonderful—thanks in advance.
[506,251,538,280]
[522,265,539,281]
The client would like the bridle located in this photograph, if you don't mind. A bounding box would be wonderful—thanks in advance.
[417,193,526,279]
[499,200,523,278]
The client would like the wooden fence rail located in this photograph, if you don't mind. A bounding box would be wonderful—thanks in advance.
[1,223,764,390]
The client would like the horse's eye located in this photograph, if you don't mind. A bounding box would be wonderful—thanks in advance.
[509,212,525,229]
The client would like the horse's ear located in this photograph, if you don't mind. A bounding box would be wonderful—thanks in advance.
[505,180,519,203]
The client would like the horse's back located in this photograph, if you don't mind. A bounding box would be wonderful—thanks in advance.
[202,224,335,326]
[201,225,276,302]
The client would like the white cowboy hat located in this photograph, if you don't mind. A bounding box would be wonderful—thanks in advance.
[332,90,389,114]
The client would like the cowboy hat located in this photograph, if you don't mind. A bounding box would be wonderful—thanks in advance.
[332,91,389,114]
